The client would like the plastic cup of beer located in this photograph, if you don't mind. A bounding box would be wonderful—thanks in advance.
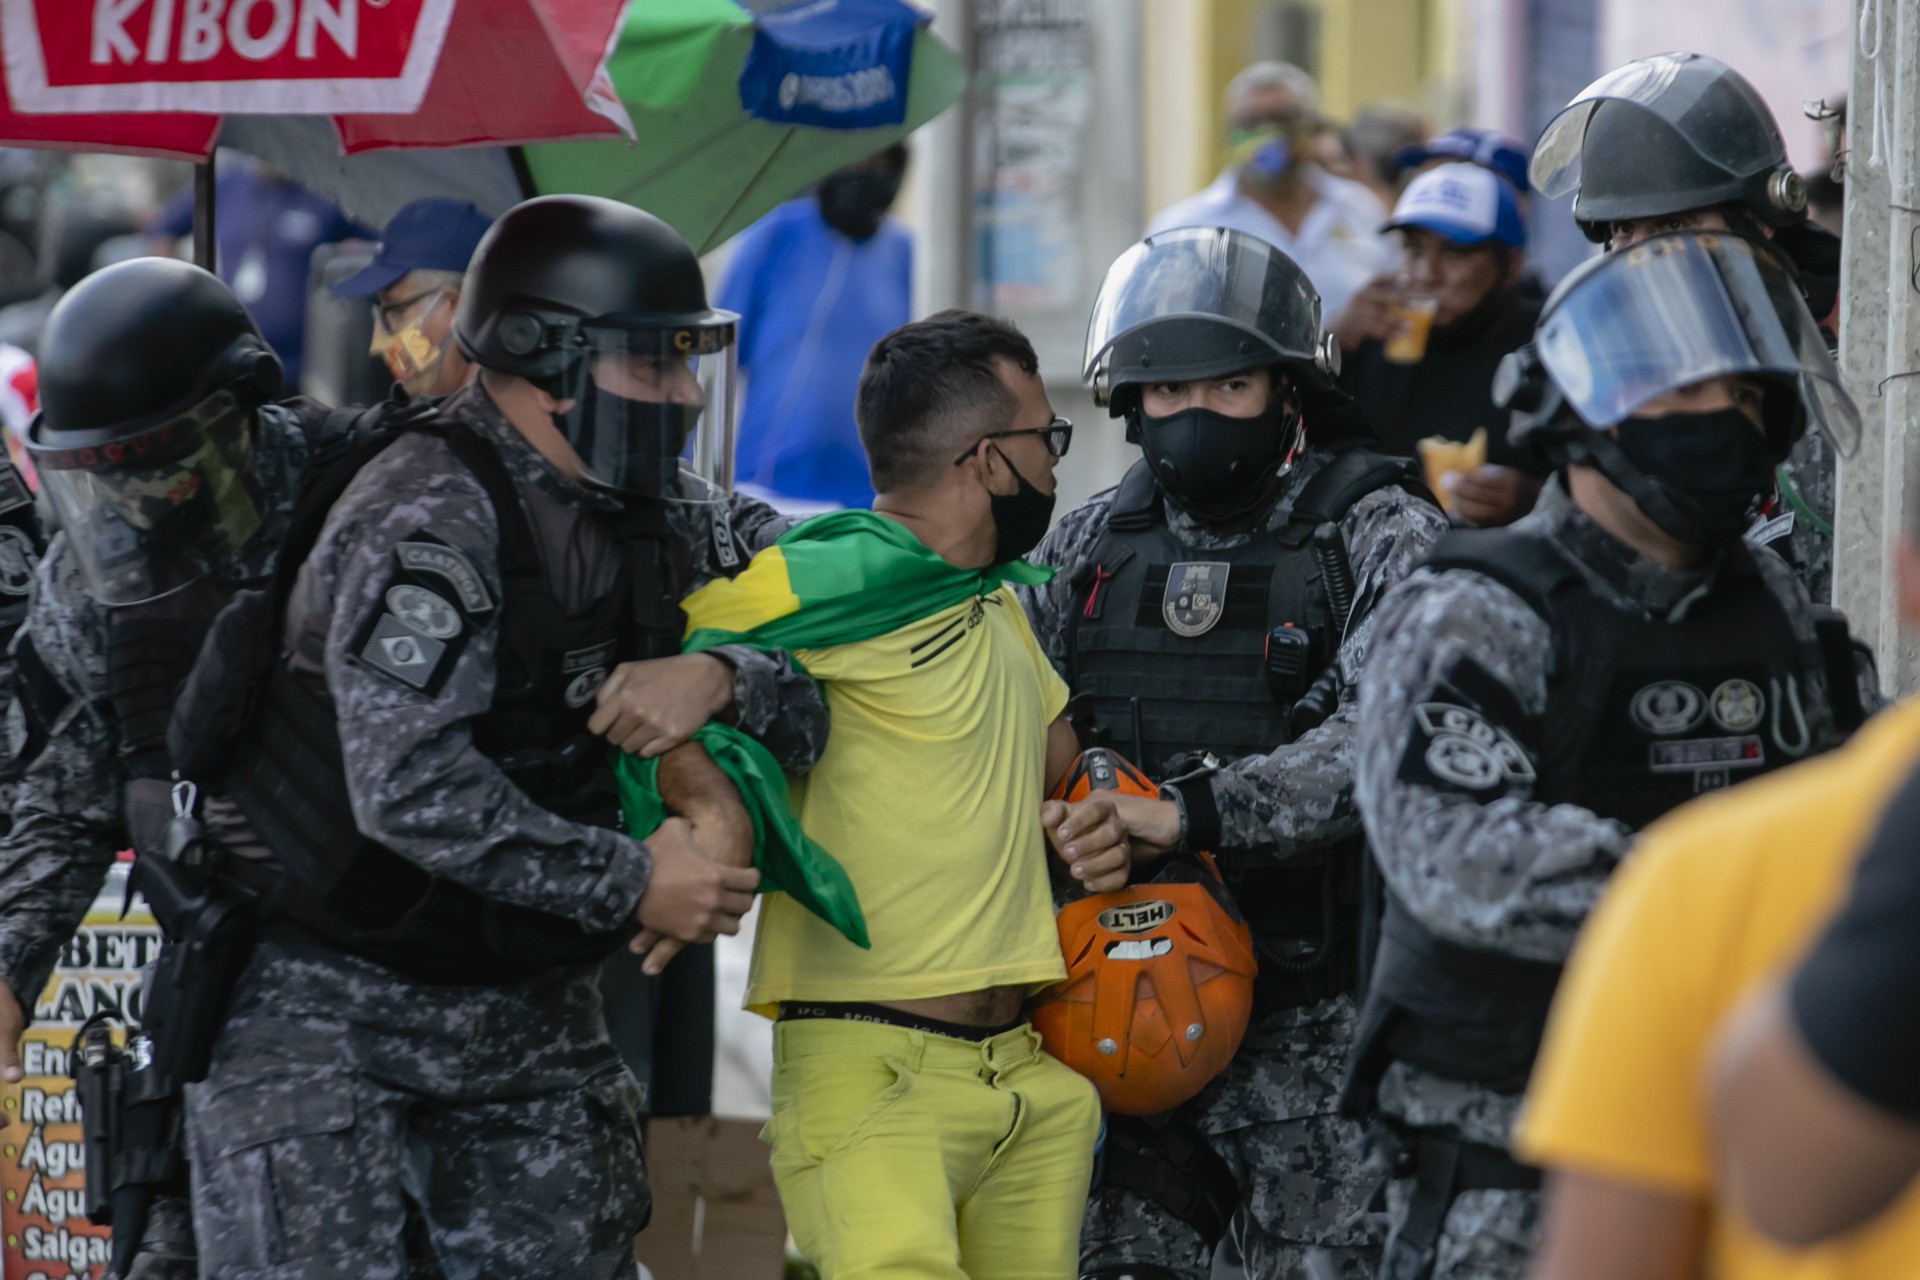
[1383,295,1439,365]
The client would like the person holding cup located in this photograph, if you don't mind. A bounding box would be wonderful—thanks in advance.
[1334,162,1548,526]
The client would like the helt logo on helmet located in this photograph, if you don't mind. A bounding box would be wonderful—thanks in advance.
[674,330,695,352]
[1097,900,1175,934]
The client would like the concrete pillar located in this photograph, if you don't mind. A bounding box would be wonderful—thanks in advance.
[1835,0,1920,693]
[909,0,975,317]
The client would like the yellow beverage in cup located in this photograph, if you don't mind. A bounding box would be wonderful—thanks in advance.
[1383,295,1439,364]
[1416,428,1487,514]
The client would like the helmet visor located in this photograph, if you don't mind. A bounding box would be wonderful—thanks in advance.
[28,390,265,604]
[1534,232,1860,454]
[563,320,737,502]
[1531,54,1780,200]
[1084,227,1322,386]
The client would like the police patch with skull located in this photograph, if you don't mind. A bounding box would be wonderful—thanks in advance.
[1411,702,1537,793]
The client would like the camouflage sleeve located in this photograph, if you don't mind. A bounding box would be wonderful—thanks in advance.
[692,493,825,773]
[315,451,648,933]
[1355,568,1632,962]
[1190,487,1450,858]
[0,541,123,1009]
[1018,491,1115,677]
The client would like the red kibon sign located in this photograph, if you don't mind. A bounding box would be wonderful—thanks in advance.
[1,0,456,115]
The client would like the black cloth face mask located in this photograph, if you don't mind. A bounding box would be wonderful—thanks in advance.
[986,443,1056,565]
[818,171,902,241]
[1611,406,1778,542]
[1136,401,1297,523]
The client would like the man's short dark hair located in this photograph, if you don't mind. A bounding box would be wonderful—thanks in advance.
[856,309,1039,493]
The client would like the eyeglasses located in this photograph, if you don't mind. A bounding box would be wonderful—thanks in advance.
[372,287,447,335]
[953,416,1073,466]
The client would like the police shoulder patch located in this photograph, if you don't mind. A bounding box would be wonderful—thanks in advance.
[1398,659,1539,802]
[394,537,493,614]
[353,534,492,692]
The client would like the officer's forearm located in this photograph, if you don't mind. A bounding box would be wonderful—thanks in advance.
[710,644,828,774]
[1193,701,1364,860]
[656,741,753,869]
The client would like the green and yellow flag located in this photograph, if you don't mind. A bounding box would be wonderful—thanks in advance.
[615,510,1053,950]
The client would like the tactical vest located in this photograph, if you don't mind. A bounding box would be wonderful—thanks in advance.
[1065,449,1425,1009]
[1345,525,1860,1105]
[200,416,688,986]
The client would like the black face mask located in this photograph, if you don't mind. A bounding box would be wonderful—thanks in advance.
[554,376,696,499]
[1136,402,1298,522]
[1612,407,1778,542]
[986,443,1056,565]
[818,171,902,241]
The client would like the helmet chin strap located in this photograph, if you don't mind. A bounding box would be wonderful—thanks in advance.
[1556,427,1723,548]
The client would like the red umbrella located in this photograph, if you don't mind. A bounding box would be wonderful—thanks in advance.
[0,0,633,159]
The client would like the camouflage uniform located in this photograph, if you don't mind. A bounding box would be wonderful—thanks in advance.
[1022,446,1448,1279]
[1760,428,1836,604]
[182,383,824,1279]
[1353,479,1853,1279]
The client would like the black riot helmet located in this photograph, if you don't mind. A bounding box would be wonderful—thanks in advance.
[1531,53,1807,244]
[27,258,282,605]
[1082,226,1355,521]
[454,195,738,501]
[1493,231,1858,544]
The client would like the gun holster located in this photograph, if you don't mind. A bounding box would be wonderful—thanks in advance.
[74,801,258,1277]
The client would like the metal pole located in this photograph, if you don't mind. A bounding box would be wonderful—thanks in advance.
[192,155,216,272]
[1835,0,1920,694]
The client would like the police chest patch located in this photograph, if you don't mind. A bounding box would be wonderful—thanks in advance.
[0,525,36,597]
[1746,510,1795,547]
[395,541,493,613]
[1630,681,1706,735]
[1162,562,1229,637]
[1408,702,1536,794]
[1709,678,1765,732]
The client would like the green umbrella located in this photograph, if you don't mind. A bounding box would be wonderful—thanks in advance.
[521,0,967,252]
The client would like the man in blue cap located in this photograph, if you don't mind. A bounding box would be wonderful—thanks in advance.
[332,198,495,399]
[1335,162,1548,526]
[1395,127,1533,204]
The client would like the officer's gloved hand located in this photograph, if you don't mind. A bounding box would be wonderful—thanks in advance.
[630,816,760,977]
[589,653,736,758]
[0,977,22,1094]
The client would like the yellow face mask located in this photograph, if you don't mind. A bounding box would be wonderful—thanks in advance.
[371,288,450,396]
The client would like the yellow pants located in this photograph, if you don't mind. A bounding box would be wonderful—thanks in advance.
[763,1017,1102,1279]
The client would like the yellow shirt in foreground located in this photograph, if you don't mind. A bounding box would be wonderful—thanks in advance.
[1515,697,1920,1279]
[744,586,1069,1016]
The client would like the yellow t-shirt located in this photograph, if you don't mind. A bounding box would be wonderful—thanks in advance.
[1514,697,1920,1279]
[744,586,1069,1016]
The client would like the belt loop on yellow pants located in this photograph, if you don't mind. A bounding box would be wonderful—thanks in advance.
[763,1016,1101,1279]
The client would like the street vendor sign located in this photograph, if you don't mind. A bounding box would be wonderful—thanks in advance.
[2,865,159,1280]
[1,0,455,115]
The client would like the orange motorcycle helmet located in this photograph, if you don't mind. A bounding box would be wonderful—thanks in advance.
[1028,750,1259,1115]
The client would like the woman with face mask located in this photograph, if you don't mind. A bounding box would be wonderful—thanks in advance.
[1016,225,1449,1280]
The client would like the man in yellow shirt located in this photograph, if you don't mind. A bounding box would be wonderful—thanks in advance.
[1513,523,1920,1280]
[691,311,1124,1279]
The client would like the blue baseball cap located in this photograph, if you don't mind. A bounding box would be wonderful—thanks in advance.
[1396,127,1531,194]
[331,199,494,299]
[1384,163,1527,248]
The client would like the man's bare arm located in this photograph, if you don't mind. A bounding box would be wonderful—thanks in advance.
[1712,986,1920,1245]
[656,740,753,869]
[1527,1170,1704,1280]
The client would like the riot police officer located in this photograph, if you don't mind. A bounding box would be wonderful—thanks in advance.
[1020,225,1448,1279]
[1530,50,1841,600]
[0,258,342,1278]
[1344,230,1874,1280]
[161,195,827,1278]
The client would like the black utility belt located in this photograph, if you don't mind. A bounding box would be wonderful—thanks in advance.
[778,1001,1025,1042]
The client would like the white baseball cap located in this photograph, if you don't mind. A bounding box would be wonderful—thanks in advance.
[1384,163,1526,248]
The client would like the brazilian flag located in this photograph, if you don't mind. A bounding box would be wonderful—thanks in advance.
[613,510,1053,950]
